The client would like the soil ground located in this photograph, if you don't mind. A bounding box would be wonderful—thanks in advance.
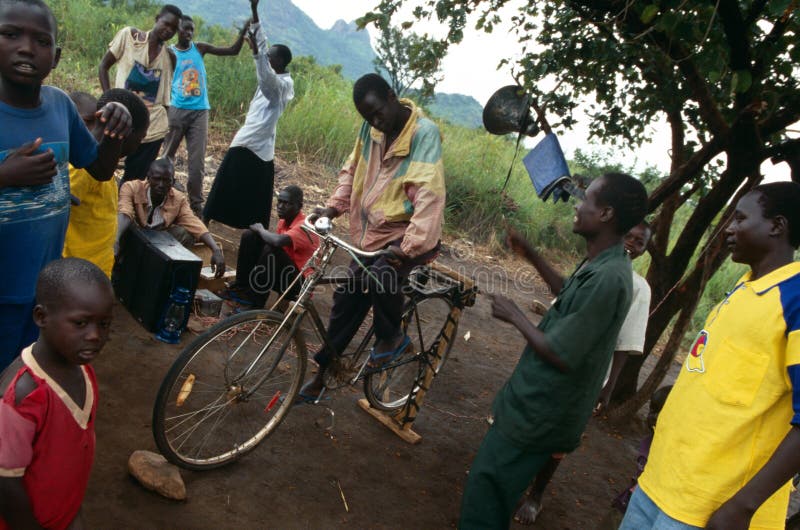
[83,150,680,528]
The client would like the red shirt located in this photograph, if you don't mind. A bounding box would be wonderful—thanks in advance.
[0,347,97,530]
[277,212,319,277]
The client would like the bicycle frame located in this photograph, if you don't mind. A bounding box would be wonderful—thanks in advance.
[235,218,388,398]
[153,218,481,466]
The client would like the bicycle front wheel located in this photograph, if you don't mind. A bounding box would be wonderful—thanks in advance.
[152,310,306,470]
[363,294,455,413]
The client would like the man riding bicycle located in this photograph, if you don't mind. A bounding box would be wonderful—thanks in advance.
[299,73,445,401]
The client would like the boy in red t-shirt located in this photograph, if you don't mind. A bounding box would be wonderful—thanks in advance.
[223,185,319,307]
[0,258,114,529]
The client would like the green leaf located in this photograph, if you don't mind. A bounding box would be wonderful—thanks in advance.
[731,70,752,93]
[656,12,679,31]
[640,4,659,24]
[707,70,720,83]
[767,0,792,17]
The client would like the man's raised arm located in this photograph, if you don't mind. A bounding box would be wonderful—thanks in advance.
[197,22,250,57]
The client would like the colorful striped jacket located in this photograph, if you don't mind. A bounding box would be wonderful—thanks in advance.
[327,99,445,258]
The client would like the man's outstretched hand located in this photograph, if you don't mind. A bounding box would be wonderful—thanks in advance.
[308,206,339,224]
[96,102,132,139]
[211,249,226,279]
[489,293,525,326]
[506,227,533,259]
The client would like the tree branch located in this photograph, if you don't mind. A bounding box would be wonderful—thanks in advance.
[760,107,800,137]
[648,135,726,212]
[717,0,753,71]
[668,154,759,279]
[756,1,796,58]
[717,0,757,111]
[668,109,686,173]
[766,138,800,182]
[646,33,730,136]
[676,180,704,208]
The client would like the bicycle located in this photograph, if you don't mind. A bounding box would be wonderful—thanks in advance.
[152,217,477,470]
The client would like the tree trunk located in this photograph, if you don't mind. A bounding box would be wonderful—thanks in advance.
[607,297,698,422]
[608,129,762,417]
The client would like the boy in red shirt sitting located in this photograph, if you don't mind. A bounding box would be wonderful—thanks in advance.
[223,185,319,306]
[0,258,113,529]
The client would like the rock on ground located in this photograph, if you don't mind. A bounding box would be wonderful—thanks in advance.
[128,450,187,501]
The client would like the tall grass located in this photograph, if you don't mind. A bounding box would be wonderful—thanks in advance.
[49,0,160,92]
[275,59,361,168]
[439,124,579,250]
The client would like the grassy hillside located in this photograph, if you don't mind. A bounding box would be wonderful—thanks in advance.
[427,92,483,129]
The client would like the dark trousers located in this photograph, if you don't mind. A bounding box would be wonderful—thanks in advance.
[236,229,300,306]
[459,426,552,529]
[163,108,209,216]
[313,242,439,368]
[121,139,164,183]
[0,301,38,372]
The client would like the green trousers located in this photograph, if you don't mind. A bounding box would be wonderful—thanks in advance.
[459,425,552,529]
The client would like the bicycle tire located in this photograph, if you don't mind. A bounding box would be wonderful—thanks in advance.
[152,309,306,470]
[363,294,456,413]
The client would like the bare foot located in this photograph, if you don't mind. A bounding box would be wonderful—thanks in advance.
[514,498,542,525]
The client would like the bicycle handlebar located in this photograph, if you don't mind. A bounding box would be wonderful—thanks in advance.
[302,216,389,259]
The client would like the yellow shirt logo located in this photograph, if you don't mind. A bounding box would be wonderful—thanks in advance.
[686,329,707,373]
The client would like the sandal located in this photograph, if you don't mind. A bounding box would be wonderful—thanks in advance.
[366,335,412,370]
[292,391,330,406]
[219,287,257,306]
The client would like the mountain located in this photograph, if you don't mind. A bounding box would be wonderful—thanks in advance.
[169,0,375,80]
[426,93,483,129]
[168,0,484,128]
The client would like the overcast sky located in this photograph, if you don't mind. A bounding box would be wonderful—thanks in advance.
[292,0,790,182]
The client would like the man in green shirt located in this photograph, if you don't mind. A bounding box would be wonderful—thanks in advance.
[459,172,648,529]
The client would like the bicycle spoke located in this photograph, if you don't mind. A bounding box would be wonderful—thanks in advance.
[164,394,228,428]
[172,398,235,451]
[191,404,236,459]
[153,310,306,469]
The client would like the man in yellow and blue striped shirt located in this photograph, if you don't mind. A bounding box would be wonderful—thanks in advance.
[623,181,800,530]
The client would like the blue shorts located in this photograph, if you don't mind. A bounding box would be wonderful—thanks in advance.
[619,487,703,530]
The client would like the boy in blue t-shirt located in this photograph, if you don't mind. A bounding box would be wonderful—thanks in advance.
[0,0,132,370]
[163,14,249,217]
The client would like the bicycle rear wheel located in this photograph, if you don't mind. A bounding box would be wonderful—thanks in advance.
[152,310,306,470]
[363,294,455,413]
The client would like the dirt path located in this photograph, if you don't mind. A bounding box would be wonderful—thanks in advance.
[82,153,677,528]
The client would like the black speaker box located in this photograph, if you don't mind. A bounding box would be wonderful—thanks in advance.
[112,228,202,332]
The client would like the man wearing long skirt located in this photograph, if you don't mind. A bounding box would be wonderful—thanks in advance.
[203,0,293,229]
